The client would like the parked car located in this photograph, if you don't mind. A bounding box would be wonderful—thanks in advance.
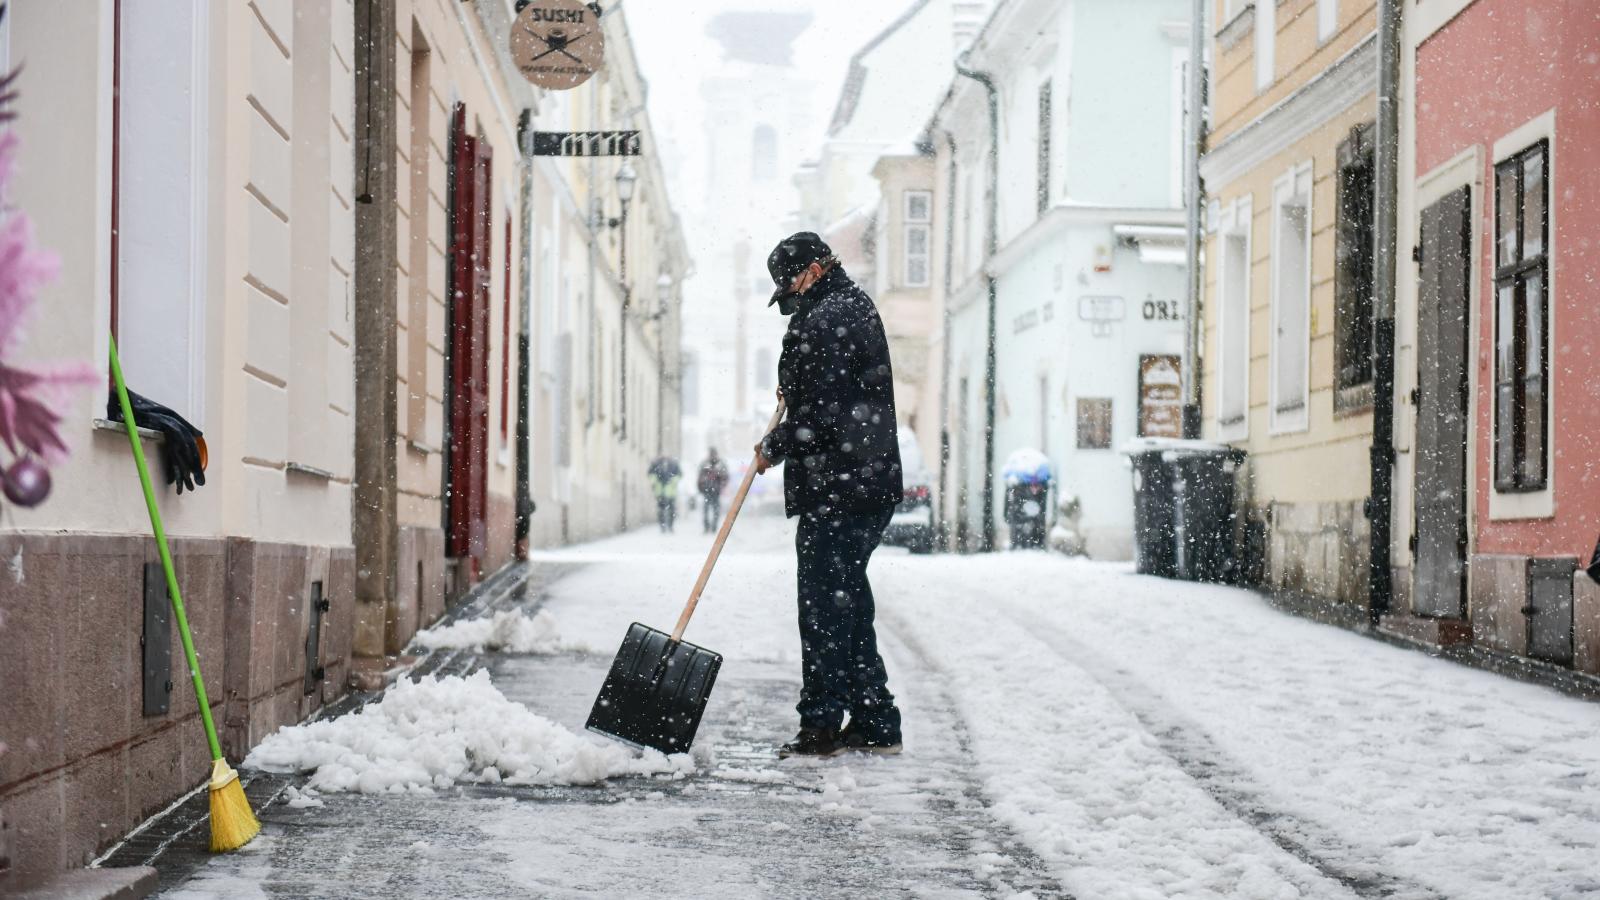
[883,430,935,554]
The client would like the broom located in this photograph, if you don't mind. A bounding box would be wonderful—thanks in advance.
[109,335,260,852]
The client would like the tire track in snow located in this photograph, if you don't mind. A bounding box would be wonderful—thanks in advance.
[876,622,1076,900]
[993,599,1445,900]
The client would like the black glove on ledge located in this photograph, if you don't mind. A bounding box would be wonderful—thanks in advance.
[107,388,207,495]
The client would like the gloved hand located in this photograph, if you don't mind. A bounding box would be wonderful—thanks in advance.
[107,389,207,494]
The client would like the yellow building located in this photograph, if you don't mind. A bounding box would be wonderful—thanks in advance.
[1199,0,1380,608]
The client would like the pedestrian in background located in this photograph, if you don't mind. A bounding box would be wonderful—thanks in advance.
[697,448,730,533]
[753,232,904,759]
[647,455,681,533]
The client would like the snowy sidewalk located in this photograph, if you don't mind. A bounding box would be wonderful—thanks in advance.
[137,507,1600,899]
[142,506,1063,899]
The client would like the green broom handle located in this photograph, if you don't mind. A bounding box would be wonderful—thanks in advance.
[108,335,224,762]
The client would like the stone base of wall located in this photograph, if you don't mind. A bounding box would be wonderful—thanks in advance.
[0,533,352,883]
[486,492,516,581]
[1265,499,1370,607]
[1576,573,1600,676]
[389,526,446,655]
[1468,554,1529,655]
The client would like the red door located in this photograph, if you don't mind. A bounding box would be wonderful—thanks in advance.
[447,107,493,577]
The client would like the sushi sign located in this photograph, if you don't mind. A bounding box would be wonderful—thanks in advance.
[510,0,606,90]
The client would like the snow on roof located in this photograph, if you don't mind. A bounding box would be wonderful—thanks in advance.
[825,0,955,145]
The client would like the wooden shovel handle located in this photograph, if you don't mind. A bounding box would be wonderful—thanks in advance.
[671,398,787,642]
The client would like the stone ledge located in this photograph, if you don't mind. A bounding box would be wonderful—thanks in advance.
[1379,614,1473,648]
[2,866,157,900]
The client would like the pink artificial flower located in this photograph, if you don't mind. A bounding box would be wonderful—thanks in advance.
[0,129,98,464]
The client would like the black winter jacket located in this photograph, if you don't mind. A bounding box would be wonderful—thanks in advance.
[762,267,903,518]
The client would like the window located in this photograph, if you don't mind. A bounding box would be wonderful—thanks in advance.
[1493,140,1549,492]
[1036,79,1052,214]
[752,124,777,181]
[1038,375,1049,455]
[1217,198,1251,439]
[1076,398,1113,450]
[1171,52,1189,209]
[1317,0,1339,42]
[1254,0,1275,92]
[0,0,10,76]
[1334,123,1375,407]
[1270,162,1312,433]
[115,0,209,422]
[904,190,932,287]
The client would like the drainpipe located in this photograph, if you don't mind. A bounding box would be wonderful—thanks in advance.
[1368,0,1402,624]
[954,53,999,554]
[1181,0,1206,438]
[938,132,958,552]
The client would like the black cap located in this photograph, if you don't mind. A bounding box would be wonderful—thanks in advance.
[766,232,833,306]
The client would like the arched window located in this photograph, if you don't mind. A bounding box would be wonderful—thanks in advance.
[752,125,777,181]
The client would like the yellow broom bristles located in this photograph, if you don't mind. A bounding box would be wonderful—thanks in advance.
[207,758,261,852]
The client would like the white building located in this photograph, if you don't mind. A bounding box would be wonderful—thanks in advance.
[932,0,1193,557]
[791,0,994,480]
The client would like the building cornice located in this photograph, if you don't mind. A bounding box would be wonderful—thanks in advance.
[989,204,1185,275]
[1199,32,1377,188]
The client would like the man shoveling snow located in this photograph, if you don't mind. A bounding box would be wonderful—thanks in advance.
[754,232,905,760]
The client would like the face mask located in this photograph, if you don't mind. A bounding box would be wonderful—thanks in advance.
[776,292,800,316]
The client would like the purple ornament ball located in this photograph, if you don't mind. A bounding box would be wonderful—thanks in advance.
[4,457,52,507]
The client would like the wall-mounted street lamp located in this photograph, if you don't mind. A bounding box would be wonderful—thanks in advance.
[600,162,638,443]
[653,271,675,454]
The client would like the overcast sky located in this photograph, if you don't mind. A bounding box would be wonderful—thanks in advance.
[624,0,914,220]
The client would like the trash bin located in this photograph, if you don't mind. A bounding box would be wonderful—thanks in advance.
[1124,439,1245,582]
[1126,442,1178,578]
[1169,446,1245,583]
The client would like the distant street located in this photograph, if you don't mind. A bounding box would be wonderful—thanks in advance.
[145,503,1600,900]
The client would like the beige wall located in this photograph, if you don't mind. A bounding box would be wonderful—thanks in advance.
[7,0,353,549]
[521,7,689,544]
[391,0,527,542]
[1203,1,1381,602]
[872,154,940,471]
[1202,101,1377,503]
[1212,0,1376,145]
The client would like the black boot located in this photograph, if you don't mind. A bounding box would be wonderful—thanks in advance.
[777,727,846,759]
[840,720,902,755]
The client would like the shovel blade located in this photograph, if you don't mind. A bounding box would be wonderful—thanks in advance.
[586,622,722,755]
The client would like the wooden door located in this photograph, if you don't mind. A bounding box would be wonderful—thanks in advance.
[1413,186,1472,617]
[446,107,493,574]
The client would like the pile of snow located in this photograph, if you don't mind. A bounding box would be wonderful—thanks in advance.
[245,671,694,793]
[413,609,576,654]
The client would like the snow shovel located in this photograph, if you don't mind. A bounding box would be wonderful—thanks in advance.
[587,400,786,754]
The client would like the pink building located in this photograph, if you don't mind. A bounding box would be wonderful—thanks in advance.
[1396,0,1600,675]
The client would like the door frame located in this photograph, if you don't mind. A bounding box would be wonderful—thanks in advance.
[1410,145,1484,615]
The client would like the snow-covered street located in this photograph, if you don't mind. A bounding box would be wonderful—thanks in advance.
[145,505,1600,899]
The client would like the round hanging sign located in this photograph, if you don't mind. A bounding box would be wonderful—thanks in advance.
[510,0,605,90]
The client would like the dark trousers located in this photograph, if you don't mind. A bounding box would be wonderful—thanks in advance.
[702,494,721,532]
[795,506,901,739]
